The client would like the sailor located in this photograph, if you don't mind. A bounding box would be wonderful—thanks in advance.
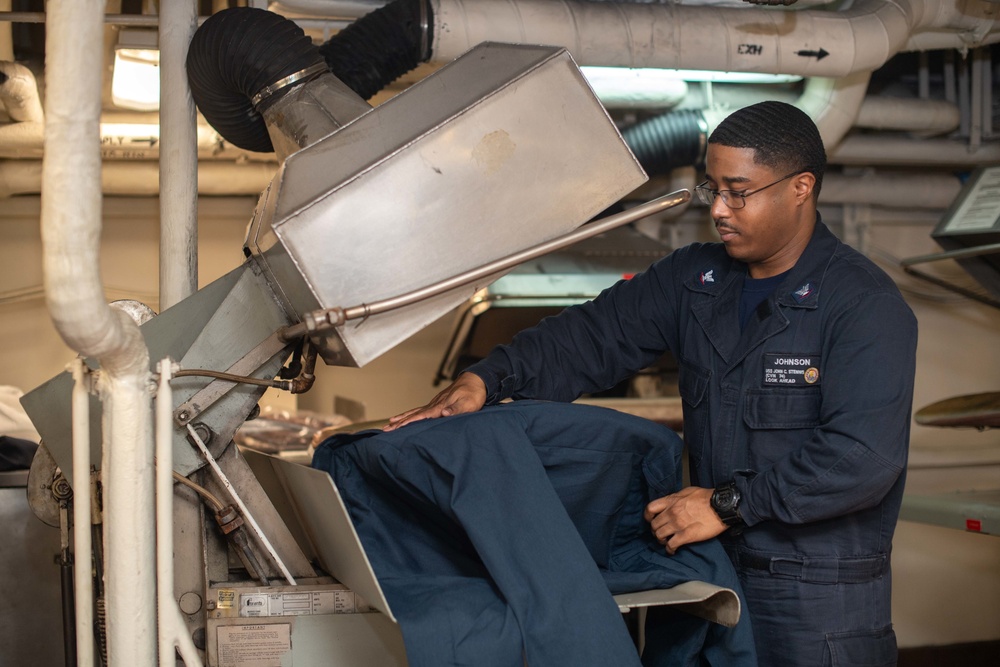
[388,101,918,666]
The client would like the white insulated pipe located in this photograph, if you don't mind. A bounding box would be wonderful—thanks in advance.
[41,1,156,665]
[0,159,276,198]
[156,360,204,667]
[429,0,999,77]
[0,60,44,122]
[71,360,95,667]
[830,133,1000,166]
[99,367,157,667]
[270,0,387,18]
[821,171,962,209]
[156,359,175,667]
[0,119,272,160]
[159,0,200,311]
[855,96,961,135]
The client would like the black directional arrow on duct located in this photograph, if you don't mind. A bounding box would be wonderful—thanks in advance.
[796,48,829,61]
[130,137,158,147]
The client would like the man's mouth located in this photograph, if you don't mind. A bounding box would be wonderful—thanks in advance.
[716,225,738,242]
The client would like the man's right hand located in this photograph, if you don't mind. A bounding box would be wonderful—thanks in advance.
[383,372,488,431]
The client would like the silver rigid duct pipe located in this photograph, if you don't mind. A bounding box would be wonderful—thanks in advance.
[159,0,200,310]
[41,1,156,665]
[428,0,1000,76]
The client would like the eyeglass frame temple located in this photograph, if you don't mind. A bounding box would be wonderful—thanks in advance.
[694,171,802,209]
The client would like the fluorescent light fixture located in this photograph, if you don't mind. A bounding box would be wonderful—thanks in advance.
[112,29,160,111]
[581,66,803,85]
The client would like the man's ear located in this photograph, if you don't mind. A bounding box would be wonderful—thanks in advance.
[793,172,816,204]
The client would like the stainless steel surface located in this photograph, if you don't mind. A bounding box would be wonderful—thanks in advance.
[241,449,397,622]
[261,72,373,162]
[206,611,407,667]
[198,441,317,582]
[174,331,290,426]
[280,191,688,341]
[21,264,296,481]
[0,475,66,666]
[245,41,647,368]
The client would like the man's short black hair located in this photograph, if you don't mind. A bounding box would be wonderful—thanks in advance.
[708,101,826,197]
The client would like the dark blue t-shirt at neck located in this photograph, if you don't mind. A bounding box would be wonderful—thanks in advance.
[739,270,790,331]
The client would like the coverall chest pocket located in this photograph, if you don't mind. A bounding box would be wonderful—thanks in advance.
[743,387,822,466]
[678,361,711,466]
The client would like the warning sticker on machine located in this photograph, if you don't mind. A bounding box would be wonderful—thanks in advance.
[217,624,290,667]
[239,590,372,617]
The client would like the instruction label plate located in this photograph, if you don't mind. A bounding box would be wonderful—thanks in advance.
[217,623,291,667]
[239,590,371,617]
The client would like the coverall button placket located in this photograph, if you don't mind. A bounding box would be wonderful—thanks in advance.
[714,383,743,482]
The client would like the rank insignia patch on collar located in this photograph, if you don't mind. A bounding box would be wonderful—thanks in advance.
[699,270,715,285]
[792,283,814,302]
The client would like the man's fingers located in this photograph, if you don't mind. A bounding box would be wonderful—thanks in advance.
[383,374,487,432]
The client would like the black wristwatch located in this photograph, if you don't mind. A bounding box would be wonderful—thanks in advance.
[711,481,744,527]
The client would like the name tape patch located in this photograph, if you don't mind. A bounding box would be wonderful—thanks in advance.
[763,353,821,386]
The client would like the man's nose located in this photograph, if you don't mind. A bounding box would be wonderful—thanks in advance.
[710,194,730,219]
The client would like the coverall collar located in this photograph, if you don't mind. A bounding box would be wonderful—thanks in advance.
[684,213,837,308]
[685,213,838,365]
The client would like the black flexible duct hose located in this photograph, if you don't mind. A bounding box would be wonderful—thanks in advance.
[187,7,326,153]
[318,0,431,101]
[186,2,431,154]
[622,109,708,177]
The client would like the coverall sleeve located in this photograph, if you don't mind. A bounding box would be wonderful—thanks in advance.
[736,289,918,527]
[464,256,680,404]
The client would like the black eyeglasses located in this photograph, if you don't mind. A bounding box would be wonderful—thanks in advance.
[694,172,801,209]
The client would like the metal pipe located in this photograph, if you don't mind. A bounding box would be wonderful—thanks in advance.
[158,361,205,666]
[159,0,199,310]
[901,242,1000,267]
[156,359,176,667]
[185,424,297,586]
[0,11,164,25]
[282,190,690,339]
[71,360,94,667]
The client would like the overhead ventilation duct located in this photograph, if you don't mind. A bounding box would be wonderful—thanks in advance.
[426,0,1000,77]
[187,2,431,155]
[316,0,430,100]
[186,8,339,154]
[621,109,708,178]
[185,7,649,367]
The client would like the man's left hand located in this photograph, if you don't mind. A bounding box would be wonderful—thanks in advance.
[644,487,727,555]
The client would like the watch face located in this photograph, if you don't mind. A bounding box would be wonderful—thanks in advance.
[712,483,742,526]
[713,488,734,510]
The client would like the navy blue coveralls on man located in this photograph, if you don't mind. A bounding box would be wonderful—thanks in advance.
[464,217,918,666]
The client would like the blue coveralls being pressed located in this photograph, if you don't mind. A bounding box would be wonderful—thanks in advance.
[464,217,918,666]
